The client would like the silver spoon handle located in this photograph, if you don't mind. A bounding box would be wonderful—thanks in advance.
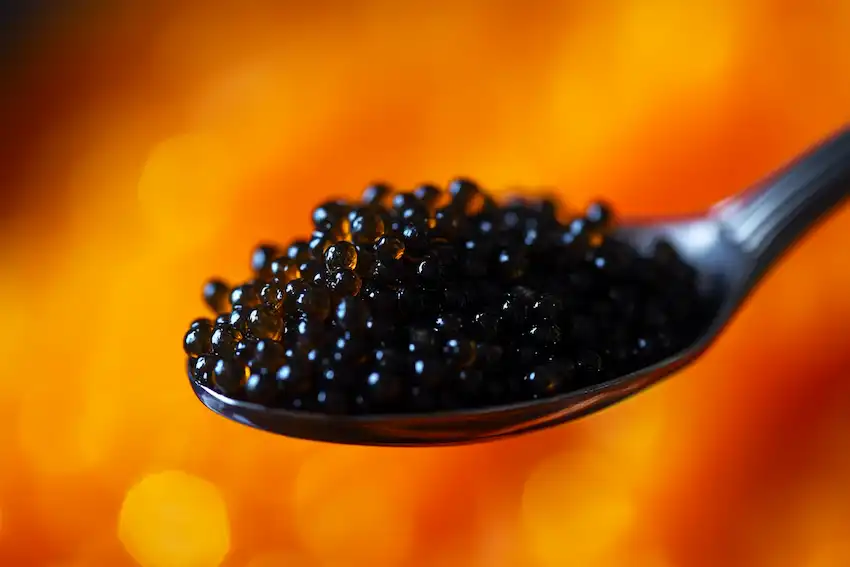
[716,126,850,277]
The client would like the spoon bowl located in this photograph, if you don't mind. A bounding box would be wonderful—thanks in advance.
[190,126,850,446]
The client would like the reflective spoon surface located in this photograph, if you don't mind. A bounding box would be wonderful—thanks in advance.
[190,126,850,446]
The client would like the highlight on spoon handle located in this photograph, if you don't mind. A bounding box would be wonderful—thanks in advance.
[716,126,850,278]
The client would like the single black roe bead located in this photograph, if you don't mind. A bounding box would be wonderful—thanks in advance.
[412,357,444,388]
[230,284,260,309]
[183,325,213,358]
[413,183,441,208]
[443,338,476,368]
[312,200,350,232]
[370,258,402,285]
[531,294,564,321]
[335,295,370,330]
[330,269,362,297]
[497,247,529,280]
[523,362,569,398]
[295,285,331,319]
[248,305,283,340]
[190,317,214,330]
[364,370,403,407]
[245,371,279,404]
[350,209,385,244]
[361,182,391,206]
[251,243,280,279]
[417,257,442,285]
[228,308,250,335]
[294,317,326,348]
[324,241,358,272]
[332,330,368,364]
[287,240,312,264]
[448,178,480,208]
[585,200,614,229]
[276,361,314,396]
[283,278,312,311]
[270,257,302,284]
[529,321,562,348]
[308,231,334,259]
[575,349,603,379]
[192,354,218,385]
[260,280,286,312]
[433,313,463,336]
[374,235,405,260]
[354,245,376,277]
[212,358,250,396]
[455,368,484,398]
[314,386,349,414]
[211,325,243,357]
[401,221,429,254]
[215,313,230,326]
[203,279,230,313]
[392,192,429,221]
[234,339,256,363]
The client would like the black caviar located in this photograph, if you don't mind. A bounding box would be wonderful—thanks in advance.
[184,179,707,414]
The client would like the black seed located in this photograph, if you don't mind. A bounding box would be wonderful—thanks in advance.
[234,339,257,363]
[335,296,371,331]
[283,278,311,311]
[295,286,331,319]
[227,309,250,335]
[203,279,230,314]
[190,317,214,330]
[413,183,441,208]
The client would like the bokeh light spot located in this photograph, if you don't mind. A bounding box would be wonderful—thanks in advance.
[293,448,416,566]
[522,450,636,566]
[118,470,231,567]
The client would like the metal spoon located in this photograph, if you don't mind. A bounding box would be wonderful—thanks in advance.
[190,126,850,446]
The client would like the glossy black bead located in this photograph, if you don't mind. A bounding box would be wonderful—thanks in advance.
[434,313,464,336]
[335,296,370,330]
[248,305,283,340]
[363,370,404,407]
[329,269,362,297]
[324,241,358,272]
[211,358,249,396]
[350,209,385,244]
[448,178,480,208]
[392,192,429,221]
[585,200,614,229]
[210,325,243,357]
[203,279,230,313]
[234,339,257,363]
[295,285,331,319]
[260,280,286,312]
[413,183,441,208]
[412,357,445,388]
[361,182,391,205]
[374,235,405,260]
[283,278,311,311]
[228,308,250,335]
[190,317,214,330]
[276,361,314,396]
[251,243,280,280]
[312,200,351,232]
[442,338,476,368]
[183,325,212,358]
[230,284,260,309]
[522,362,570,398]
[192,354,218,385]
[286,240,312,264]
[270,257,302,284]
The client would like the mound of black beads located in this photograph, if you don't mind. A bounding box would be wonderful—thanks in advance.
[183,179,706,414]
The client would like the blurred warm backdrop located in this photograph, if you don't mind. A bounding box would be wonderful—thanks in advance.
[1,1,850,566]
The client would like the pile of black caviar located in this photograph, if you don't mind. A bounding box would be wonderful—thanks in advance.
[183,179,704,415]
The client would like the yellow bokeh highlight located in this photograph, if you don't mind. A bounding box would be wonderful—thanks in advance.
[522,449,637,567]
[118,471,231,567]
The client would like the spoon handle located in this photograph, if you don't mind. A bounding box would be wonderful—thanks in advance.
[716,126,850,278]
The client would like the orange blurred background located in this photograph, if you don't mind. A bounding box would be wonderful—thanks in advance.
[2,1,850,566]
